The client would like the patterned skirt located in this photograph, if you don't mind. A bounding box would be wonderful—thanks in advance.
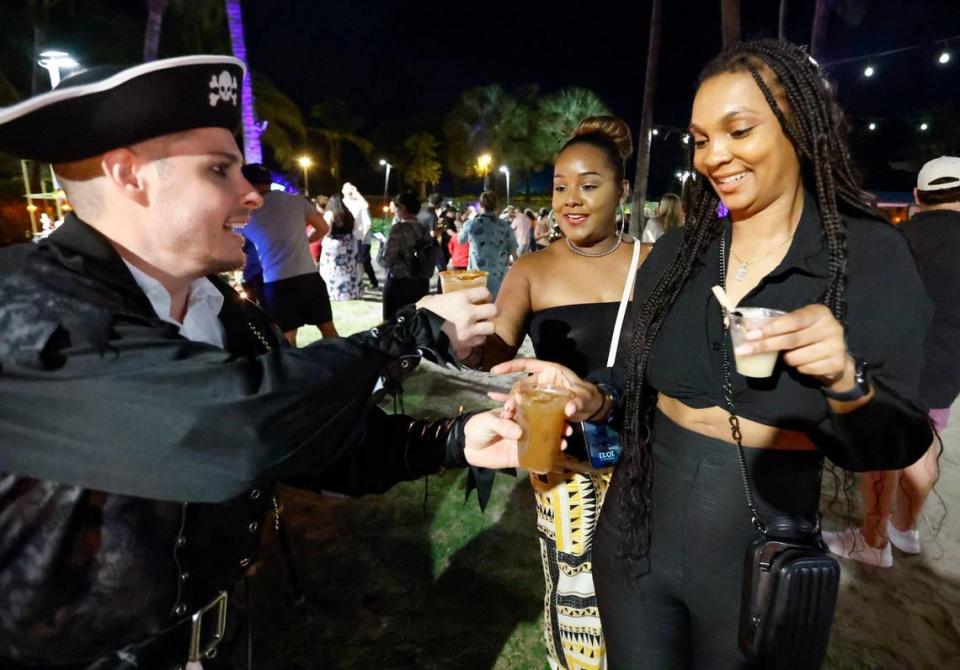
[533,469,613,670]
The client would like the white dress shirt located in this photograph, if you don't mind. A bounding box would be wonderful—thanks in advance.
[122,260,227,349]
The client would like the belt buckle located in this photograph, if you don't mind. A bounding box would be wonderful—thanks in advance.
[187,590,229,662]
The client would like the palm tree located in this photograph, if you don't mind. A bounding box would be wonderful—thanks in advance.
[443,85,517,185]
[630,0,662,237]
[779,0,790,40]
[403,133,442,199]
[143,0,168,62]
[225,0,262,163]
[309,98,372,184]
[810,0,830,58]
[811,0,867,60]
[253,74,307,169]
[721,0,741,47]
[532,87,611,164]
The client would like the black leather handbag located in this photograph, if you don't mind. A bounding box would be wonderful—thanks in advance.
[737,516,840,668]
[718,230,840,670]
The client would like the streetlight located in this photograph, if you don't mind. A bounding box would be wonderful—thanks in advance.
[499,165,510,206]
[379,159,392,212]
[297,155,313,196]
[37,50,79,89]
[477,153,492,190]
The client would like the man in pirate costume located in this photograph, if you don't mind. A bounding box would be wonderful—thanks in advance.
[0,55,516,668]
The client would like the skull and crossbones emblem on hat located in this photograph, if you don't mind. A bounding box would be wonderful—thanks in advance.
[208,70,238,107]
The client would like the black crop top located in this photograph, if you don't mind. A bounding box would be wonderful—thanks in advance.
[623,190,933,472]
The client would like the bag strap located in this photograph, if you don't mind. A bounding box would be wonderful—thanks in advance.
[718,229,824,536]
[606,240,642,368]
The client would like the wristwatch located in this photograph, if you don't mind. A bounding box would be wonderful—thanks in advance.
[821,357,870,402]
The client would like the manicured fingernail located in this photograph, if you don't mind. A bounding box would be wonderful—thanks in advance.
[745,329,763,340]
[735,344,752,355]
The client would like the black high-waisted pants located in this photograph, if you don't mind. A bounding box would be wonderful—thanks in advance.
[593,410,822,669]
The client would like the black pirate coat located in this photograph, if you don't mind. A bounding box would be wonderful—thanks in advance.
[0,215,473,665]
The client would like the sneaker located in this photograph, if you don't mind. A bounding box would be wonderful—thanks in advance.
[887,519,921,554]
[822,527,893,568]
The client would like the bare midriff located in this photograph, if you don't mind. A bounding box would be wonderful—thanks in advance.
[657,393,818,452]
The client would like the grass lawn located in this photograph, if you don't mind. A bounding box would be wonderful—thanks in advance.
[258,297,549,669]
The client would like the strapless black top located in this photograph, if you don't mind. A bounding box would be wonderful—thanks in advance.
[527,301,630,378]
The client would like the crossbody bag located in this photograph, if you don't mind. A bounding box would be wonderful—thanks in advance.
[718,229,840,669]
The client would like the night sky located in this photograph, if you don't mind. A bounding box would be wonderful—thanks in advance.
[8,0,960,195]
[241,0,960,194]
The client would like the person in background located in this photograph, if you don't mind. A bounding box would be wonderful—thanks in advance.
[448,209,471,271]
[826,155,960,565]
[417,192,440,235]
[241,236,265,305]
[457,191,517,298]
[641,192,684,244]
[383,191,434,319]
[434,206,457,291]
[511,205,532,255]
[533,207,552,249]
[242,163,337,343]
[308,194,330,264]
[342,182,378,289]
[319,195,364,301]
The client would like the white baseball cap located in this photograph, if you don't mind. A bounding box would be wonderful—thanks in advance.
[917,156,960,191]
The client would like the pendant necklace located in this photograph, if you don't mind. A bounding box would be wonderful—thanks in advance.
[729,231,795,281]
[566,229,624,258]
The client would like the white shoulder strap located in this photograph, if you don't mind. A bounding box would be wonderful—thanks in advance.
[607,241,642,368]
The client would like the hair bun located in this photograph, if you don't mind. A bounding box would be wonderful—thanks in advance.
[571,115,633,161]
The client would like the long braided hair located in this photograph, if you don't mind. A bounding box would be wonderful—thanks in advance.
[617,39,886,573]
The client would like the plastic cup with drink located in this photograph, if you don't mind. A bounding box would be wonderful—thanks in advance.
[728,307,787,378]
[512,377,573,474]
[439,269,488,293]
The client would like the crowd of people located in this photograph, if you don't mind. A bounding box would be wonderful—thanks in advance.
[0,37,956,670]
[239,172,566,334]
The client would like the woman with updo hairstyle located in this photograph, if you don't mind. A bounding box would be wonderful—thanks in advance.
[496,40,933,667]
[466,115,647,669]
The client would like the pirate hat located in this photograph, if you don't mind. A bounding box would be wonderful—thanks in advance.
[0,55,246,163]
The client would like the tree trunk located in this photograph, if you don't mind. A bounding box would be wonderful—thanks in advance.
[778,0,790,40]
[330,139,341,182]
[225,0,262,163]
[810,0,830,59]
[419,181,427,200]
[143,0,167,62]
[721,0,741,47]
[630,0,662,238]
[31,23,47,94]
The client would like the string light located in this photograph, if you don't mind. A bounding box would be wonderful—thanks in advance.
[920,122,929,131]
[652,128,659,136]
[868,122,877,131]
[939,51,951,64]
[863,65,876,78]
[682,134,690,145]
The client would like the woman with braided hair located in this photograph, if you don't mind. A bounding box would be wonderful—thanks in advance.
[494,40,933,667]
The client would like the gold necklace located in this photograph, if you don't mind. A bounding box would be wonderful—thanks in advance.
[729,232,795,281]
